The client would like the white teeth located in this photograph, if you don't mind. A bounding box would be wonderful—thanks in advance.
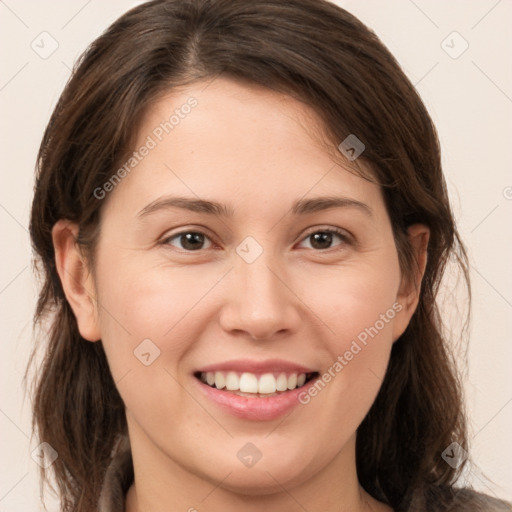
[287,373,297,390]
[276,373,288,391]
[258,373,277,394]
[239,372,259,393]
[199,371,309,394]
[214,371,226,389]
[225,371,239,390]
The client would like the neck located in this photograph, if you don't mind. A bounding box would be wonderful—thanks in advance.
[124,420,391,512]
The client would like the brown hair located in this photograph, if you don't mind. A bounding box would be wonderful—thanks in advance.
[28,0,481,510]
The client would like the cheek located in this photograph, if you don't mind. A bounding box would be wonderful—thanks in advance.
[302,251,401,347]
[93,253,226,380]
[92,261,205,437]
[294,254,400,429]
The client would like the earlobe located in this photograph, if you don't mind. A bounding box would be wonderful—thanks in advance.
[392,223,430,342]
[52,220,101,342]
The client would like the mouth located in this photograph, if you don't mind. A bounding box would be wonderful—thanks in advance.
[193,359,321,420]
[194,370,319,398]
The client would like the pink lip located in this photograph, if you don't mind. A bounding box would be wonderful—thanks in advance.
[195,358,316,375]
[194,375,320,422]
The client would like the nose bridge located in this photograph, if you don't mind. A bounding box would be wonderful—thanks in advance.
[219,235,299,339]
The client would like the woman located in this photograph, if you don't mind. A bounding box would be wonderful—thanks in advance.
[28,0,512,511]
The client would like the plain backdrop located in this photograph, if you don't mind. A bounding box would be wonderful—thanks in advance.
[1,0,511,510]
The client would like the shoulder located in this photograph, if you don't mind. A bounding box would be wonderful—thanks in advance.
[405,487,512,511]
[453,488,512,511]
[434,488,512,512]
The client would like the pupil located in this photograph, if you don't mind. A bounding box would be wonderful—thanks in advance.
[311,232,332,249]
[182,233,204,250]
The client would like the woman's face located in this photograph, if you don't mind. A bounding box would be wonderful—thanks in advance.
[72,78,423,494]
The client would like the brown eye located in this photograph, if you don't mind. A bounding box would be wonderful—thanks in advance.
[298,229,349,250]
[164,231,213,251]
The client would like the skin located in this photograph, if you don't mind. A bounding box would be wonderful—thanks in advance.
[53,78,429,512]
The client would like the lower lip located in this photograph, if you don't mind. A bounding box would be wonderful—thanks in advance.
[195,377,318,421]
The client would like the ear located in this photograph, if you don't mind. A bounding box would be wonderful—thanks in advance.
[52,220,101,342]
[392,223,430,342]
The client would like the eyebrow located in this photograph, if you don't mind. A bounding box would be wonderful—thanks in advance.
[137,195,373,218]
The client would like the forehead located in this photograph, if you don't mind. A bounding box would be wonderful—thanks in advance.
[103,77,384,220]
[139,78,331,156]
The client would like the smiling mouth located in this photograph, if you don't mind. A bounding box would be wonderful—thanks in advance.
[194,370,319,397]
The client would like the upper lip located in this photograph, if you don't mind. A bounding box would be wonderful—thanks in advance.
[195,358,317,375]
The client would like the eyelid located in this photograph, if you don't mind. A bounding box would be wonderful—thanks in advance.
[300,225,351,239]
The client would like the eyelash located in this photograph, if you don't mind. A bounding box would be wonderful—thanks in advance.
[160,227,352,253]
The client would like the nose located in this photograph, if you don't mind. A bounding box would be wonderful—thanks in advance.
[218,248,301,341]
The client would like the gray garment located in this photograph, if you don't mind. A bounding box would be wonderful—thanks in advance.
[97,437,512,512]
[98,436,133,512]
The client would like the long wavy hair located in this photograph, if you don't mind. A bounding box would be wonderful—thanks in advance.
[28,1,476,510]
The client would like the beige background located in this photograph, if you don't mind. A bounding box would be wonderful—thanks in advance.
[0,0,511,509]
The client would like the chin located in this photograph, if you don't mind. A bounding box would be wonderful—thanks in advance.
[194,446,322,497]
[206,464,308,496]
